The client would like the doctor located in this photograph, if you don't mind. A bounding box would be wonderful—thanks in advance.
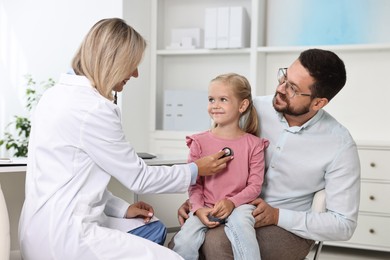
[18,18,232,260]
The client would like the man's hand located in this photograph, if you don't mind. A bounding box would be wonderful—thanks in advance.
[126,201,154,223]
[251,198,279,228]
[194,150,233,176]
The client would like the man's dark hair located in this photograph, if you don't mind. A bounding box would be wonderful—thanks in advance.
[299,48,346,101]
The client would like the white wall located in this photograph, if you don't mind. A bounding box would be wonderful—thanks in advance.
[267,0,390,46]
[122,0,152,152]
[0,0,127,250]
[0,0,124,156]
[0,2,157,250]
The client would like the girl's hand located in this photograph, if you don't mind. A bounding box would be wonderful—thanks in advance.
[177,200,191,226]
[126,201,154,223]
[209,199,234,220]
[195,207,220,228]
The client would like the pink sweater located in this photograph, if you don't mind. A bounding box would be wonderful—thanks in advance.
[187,131,269,213]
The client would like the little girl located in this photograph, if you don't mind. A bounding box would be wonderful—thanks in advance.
[172,73,269,260]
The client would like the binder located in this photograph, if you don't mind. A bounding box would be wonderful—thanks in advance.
[204,8,217,49]
[216,7,230,48]
[229,6,250,48]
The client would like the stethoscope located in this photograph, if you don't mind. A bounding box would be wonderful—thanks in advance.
[220,147,234,158]
[114,92,118,105]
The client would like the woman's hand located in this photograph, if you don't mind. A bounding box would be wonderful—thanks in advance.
[251,198,279,228]
[125,201,154,223]
[194,150,233,176]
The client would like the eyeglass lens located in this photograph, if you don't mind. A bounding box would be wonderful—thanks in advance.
[277,68,296,98]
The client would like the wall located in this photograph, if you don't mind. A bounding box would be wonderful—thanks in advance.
[0,0,127,251]
[122,0,152,152]
[263,47,390,143]
[267,0,390,46]
[0,0,124,157]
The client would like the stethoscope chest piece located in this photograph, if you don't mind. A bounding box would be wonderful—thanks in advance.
[221,147,234,158]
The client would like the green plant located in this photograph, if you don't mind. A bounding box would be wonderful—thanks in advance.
[0,75,55,157]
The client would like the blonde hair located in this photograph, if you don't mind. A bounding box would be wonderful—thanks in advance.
[211,73,259,136]
[72,18,146,100]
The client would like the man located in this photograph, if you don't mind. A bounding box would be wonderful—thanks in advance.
[170,48,361,259]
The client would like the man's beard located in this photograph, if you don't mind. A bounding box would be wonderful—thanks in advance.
[272,92,310,116]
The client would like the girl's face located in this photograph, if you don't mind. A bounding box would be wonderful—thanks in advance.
[207,81,244,127]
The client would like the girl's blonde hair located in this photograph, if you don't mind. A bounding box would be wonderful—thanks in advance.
[211,73,259,136]
[72,18,146,100]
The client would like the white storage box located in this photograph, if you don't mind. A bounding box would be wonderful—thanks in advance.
[204,6,250,49]
[167,28,203,49]
[229,6,250,48]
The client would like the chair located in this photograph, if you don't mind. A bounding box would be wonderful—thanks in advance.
[0,183,11,260]
[310,189,326,260]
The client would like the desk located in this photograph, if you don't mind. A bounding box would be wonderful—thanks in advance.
[0,155,186,171]
[0,166,26,173]
[0,155,187,250]
[143,155,186,166]
[0,157,27,173]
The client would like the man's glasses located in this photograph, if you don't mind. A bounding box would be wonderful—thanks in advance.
[277,68,311,98]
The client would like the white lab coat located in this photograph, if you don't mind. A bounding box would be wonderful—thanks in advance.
[19,74,188,260]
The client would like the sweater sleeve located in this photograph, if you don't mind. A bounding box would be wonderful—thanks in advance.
[228,138,269,206]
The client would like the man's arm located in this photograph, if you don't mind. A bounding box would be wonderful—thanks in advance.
[252,143,361,242]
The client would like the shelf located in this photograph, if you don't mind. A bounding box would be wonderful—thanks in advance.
[257,43,390,53]
[357,141,390,149]
[157,48,251,56]
[157,44,390,56]
[149,0,390,156]
[143,1,390,254]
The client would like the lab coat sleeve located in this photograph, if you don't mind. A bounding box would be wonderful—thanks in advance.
[80,101,191,195]
[103,189,130,218]
[278,141,361,241]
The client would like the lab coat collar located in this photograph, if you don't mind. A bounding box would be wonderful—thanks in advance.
[58,73,119,110]
[59,73,93,88]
